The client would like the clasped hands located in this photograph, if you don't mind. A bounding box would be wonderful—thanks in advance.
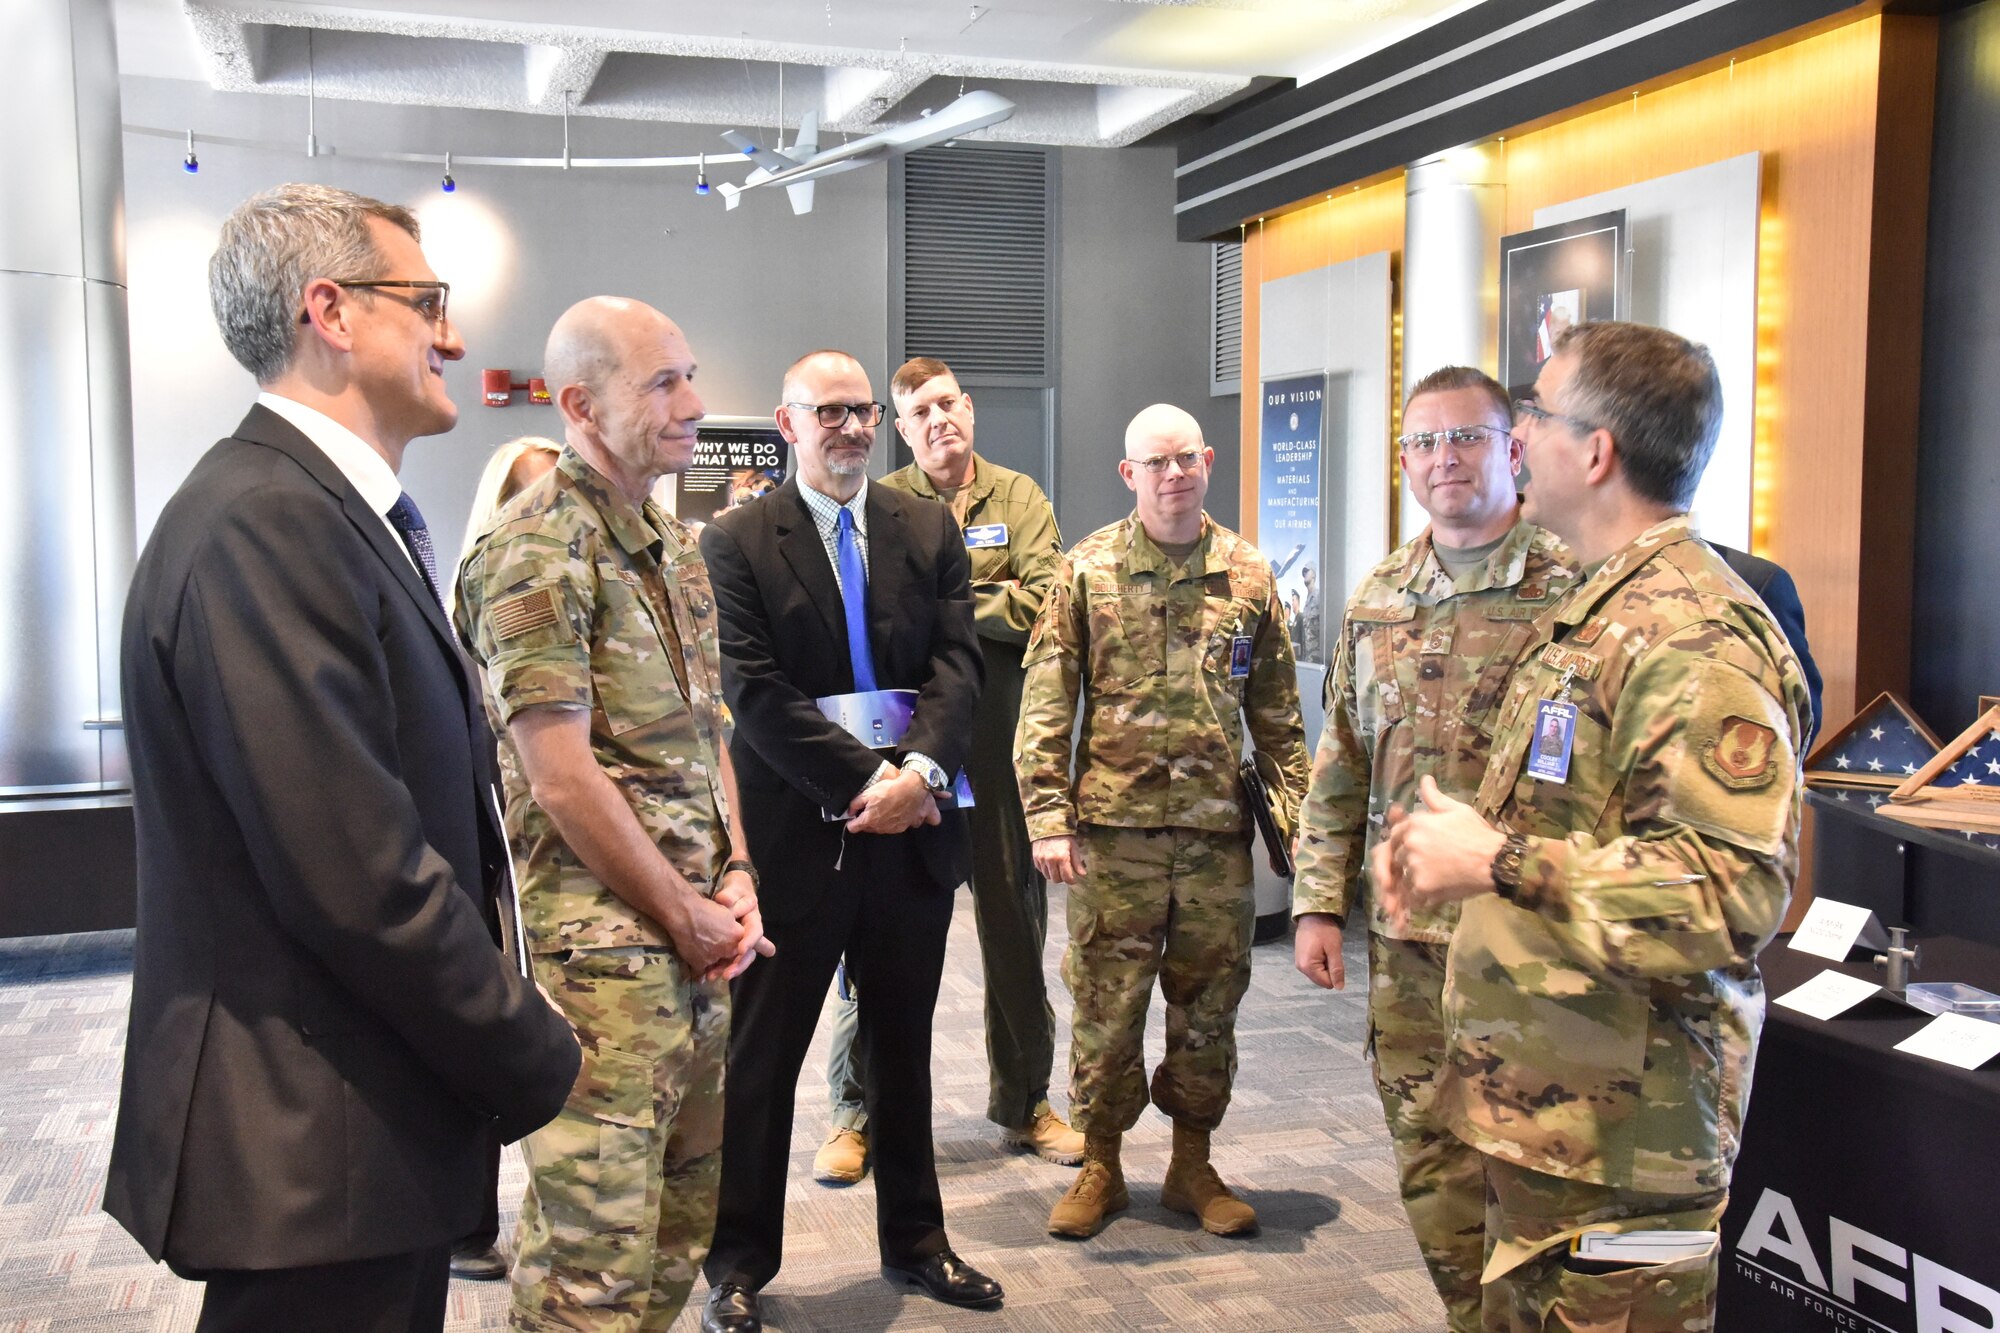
[665,865,775,982]
[1368,775,1510,931]
[845,767,944,834]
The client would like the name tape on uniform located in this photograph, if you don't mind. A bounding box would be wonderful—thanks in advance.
[965,523,1008,549]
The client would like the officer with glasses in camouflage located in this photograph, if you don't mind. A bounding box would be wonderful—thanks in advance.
[1292,366,1576,1331]
[1374,324,1809,1332]
[1015,403,1307,1241]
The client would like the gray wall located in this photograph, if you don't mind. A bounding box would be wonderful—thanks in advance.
[119,79,1230,563]
[1054,145,1239,541]
[121,76,890,564]
[1912,1,2000,734]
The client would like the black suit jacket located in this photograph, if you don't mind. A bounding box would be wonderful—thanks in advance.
[699,479,983,919]
[1711,541,1824,747]
[105,405,579,1271]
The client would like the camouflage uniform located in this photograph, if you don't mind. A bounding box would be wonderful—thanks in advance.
[455,447,733,1333]
[1293,520,1575,1332]
[1016,513,1307,1134]
[1436,516,1810,1332]
[826,456,1065,1130]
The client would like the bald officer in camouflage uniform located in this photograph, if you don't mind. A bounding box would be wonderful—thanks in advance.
[815,356,1081,1181]
[1373,323,1809,1332]
[456,297,773,1333]
[1016,403,1308,1240]
[1293,366,1576,1332]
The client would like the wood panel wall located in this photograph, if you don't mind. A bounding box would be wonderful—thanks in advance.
[1239,14,1937,740]
[1235,178,1406,535]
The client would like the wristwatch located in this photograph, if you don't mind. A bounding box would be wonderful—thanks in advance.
[723,858,759,890]
[1489,833,1531,900]
[901,753,950,794]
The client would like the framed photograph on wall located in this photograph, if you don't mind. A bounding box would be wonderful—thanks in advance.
[1499,210,1627,399]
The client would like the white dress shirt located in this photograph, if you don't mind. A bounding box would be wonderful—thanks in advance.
[256,391,419,577]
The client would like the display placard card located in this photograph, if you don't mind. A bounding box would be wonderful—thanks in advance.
[1774,970,1883,1021]
[1789,898,1875,961]
[1894,1013,2000,1070]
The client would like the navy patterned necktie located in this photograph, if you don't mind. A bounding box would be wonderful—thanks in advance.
[386,491,442,605]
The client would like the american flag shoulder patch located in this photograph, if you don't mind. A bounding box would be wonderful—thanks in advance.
[491,587,561,642]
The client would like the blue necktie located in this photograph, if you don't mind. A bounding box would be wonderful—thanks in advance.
[386,491,442,606]
[836,506,878,692]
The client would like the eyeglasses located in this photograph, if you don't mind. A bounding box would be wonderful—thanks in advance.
[1513,398,1598,436]
[788,401,885,428]
[1130,449,1206,475]
[1396,424,1513,456]
[332,279,451,325]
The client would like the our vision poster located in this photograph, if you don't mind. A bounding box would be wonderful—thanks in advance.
[1258,374,1326,665]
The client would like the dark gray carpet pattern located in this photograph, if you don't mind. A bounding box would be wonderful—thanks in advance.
[0,890,1438,1330]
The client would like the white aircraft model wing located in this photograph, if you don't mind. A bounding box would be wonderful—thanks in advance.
[713,92,1014,214]
[720,130,809,171]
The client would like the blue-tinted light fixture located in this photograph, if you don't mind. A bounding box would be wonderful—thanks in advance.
[441,151,455,193]
[183,128,198,173]
[695,151,709,196]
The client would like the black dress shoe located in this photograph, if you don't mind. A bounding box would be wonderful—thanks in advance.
[701,1282,762,1333]
[447,1242,506,1280]
[881,1249,1003,1308]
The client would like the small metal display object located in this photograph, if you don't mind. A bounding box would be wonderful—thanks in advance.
[1874,926,1922,998]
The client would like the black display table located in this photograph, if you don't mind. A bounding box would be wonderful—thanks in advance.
[1806,787,2000,944]
[1717,933,2000,1331]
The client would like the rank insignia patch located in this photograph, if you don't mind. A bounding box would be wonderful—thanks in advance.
[491,587,561,642]
[1705,715,1779,789]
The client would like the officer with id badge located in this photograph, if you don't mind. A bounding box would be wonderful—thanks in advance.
[1015,403,1307,1241]
[806,356,1081,1186]
[1371,323,1810,1333]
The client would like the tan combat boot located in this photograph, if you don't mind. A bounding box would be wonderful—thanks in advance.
[813,1125,867,1184]
[1047,1134,1129,1238]
[1001,1102,1087,1165]
[1160,1122,1257,1236]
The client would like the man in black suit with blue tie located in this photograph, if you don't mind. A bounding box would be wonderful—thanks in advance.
[107,184,578,1332]
[697,350,1000,1332]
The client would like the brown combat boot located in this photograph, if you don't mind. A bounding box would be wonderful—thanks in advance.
[1047,1133,1129,1238]
[1161,1122,1258,1236]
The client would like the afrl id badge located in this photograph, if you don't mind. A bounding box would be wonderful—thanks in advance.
[1526,698,1578,784]
[1229,636,1253,678]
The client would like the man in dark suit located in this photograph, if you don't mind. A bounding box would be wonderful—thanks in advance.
[1712,542,1823,746]
[697,350,1000,1332]
[106,184,580,1333]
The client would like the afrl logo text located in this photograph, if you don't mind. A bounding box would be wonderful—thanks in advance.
[1734,1189,1998,1333]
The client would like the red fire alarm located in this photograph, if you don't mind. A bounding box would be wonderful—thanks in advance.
[482,370,551,407]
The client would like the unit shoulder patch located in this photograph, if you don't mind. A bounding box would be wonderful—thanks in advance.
[1703,715,1779,789]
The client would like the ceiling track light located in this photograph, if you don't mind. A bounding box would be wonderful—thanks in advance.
[562,89,571,170]
[695,150,709,195]
[182,127,198,173]
[441,150,455,193]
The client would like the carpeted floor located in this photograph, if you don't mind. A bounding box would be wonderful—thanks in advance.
[0,888,1439,1331]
